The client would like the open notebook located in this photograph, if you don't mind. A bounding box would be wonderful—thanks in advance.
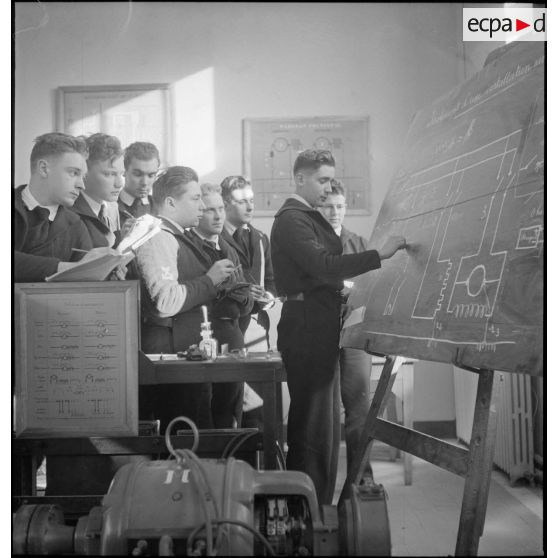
[45,214,162,282]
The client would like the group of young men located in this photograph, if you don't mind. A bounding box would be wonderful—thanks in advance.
[14,131,406,504]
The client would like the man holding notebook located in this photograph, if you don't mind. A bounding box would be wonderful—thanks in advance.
[14,132,98,282]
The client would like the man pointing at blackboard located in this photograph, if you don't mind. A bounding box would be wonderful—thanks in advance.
[270,149,406,505]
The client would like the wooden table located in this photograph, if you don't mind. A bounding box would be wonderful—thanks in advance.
[139,351,287,470]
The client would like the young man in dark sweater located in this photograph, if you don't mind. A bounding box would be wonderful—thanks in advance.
[118,141,159,223]
[220,175,277,428]
[192,183,253,428]
[14,132,93,282]
[319,179,375,491]
[270,149,406,505]
[71,133,124,248]
[220,175,276,337]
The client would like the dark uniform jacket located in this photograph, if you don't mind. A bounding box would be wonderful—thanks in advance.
[271,197,381,296]
[70,193,118,248]
[14,185,92,282]
[118,195,153,223]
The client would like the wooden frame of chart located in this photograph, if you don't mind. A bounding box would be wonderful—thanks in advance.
[14,281,140,437]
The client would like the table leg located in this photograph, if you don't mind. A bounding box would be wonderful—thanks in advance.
[260,380,278,470]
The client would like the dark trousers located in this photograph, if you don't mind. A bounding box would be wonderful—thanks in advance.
[239,312,265,429]
[140,324,213,432]
[140,321,244,430]
[338,347,373,476]
[212,318,244,428]
[277,290,342,505]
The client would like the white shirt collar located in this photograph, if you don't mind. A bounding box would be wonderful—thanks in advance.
[289,193,313,208]
[120,189,149,206]
[21,185,59,221]
[162,216,187,233]
[333,225,342,236]
[223,220,248,237]
[192,228,221,249]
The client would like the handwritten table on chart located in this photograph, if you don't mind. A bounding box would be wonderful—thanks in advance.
[14,282,139,437]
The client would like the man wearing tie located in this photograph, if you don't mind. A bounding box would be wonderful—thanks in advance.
[220,175,276,338]
[135,168,240,431]
[14,132,93,282]
[71,133,124,247]
[118,141,159,222]
[191,183,253,428]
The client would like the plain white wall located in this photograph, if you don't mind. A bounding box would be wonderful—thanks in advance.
[15,2,465,237]
[15,2,500,424]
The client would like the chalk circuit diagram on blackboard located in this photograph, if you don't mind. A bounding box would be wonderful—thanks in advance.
[374,119,543,350]
[243,117,370,212]
[342,42,544,375]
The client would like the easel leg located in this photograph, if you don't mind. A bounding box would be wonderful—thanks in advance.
[339,356,397,504]
[455,370,503,556]
[402,363,414,486]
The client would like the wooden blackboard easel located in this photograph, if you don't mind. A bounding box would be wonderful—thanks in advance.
[339,353,504,556]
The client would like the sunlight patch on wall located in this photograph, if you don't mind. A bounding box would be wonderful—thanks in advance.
[173,67,216,176]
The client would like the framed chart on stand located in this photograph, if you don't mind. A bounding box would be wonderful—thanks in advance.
[14,281,140,437]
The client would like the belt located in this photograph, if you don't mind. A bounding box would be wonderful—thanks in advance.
[284,289,343,302]
[284,292,305,301]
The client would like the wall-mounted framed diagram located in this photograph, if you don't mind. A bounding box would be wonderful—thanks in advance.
[14,281,140,437]
[242,116,371,214]
[57,83,173,167]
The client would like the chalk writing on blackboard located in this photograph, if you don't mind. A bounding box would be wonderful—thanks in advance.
[342,42,544,376]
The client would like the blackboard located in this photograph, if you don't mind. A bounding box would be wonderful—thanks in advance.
[341,42,544,376]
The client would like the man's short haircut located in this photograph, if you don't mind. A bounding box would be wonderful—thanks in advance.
[124,141,160,170]
[200,183,222,197]
[152,166,199,209]
[219,175,251,203]
[329,178,346,197]
[30,132,88,172]
[84,133,123,167]
[293,149,335,176]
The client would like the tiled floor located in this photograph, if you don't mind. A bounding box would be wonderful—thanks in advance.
[333,441,544,556]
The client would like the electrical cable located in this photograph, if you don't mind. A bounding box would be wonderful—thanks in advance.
[225,430,261,458]
[164,416,200,457]
[275,440,286,470]
[176,448,215,555]
[187,519,277,556]
[220,430,254,459]
[165,419,215,555]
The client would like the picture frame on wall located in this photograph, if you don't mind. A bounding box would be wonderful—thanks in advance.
[242,115,371,215]
[14,281,140,438]
[57,83,173,167]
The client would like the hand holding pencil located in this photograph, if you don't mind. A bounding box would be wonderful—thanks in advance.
[206,259,239,287]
